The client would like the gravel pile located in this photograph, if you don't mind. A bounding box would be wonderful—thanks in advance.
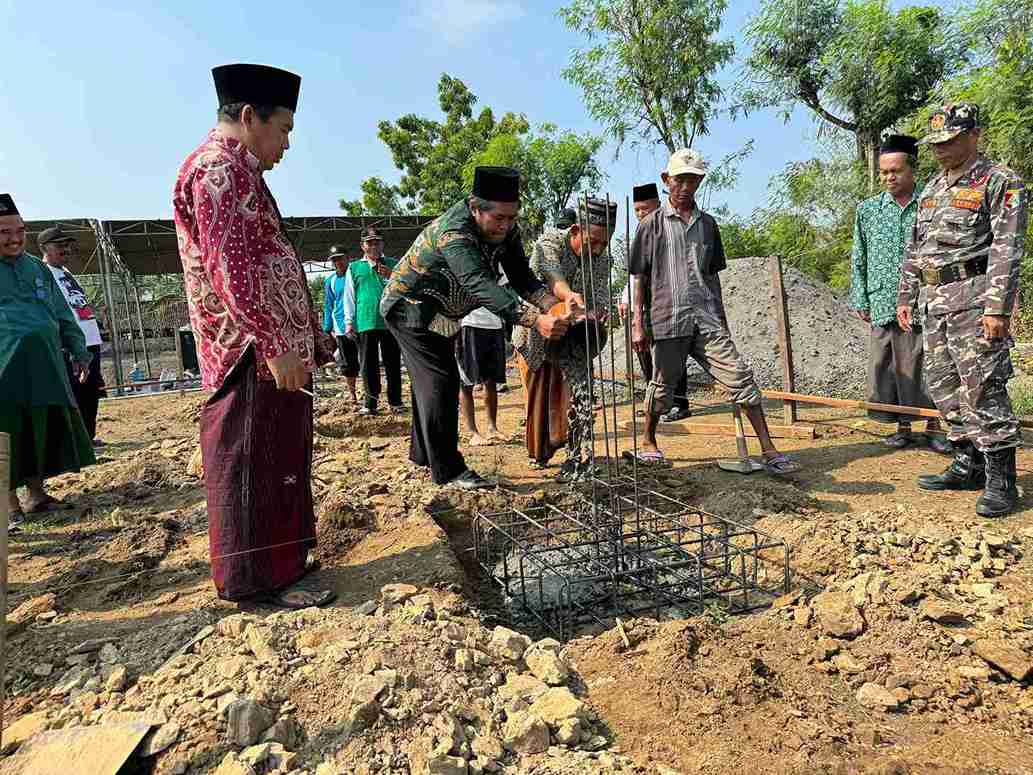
[603,257,870,398]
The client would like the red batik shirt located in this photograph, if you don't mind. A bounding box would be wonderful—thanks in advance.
[173,130,318,390]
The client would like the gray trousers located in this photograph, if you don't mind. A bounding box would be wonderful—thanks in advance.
[867,321,936,424]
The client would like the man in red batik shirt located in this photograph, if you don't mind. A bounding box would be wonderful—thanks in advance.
[173,63,335,608]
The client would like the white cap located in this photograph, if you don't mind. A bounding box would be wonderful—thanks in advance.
[664,148,707,177]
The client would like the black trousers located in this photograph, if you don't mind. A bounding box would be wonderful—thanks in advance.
[638,347,688,411]
[359,329,403,410]
[386,318,466,485]
[335,335,360,378]
[65,344,103,440]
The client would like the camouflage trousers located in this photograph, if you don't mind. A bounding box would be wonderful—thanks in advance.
[923,307,1019,451]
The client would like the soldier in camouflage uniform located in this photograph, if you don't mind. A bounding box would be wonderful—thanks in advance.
[897,103,1028,517]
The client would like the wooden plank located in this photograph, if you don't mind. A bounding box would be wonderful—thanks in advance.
[0,433,7,752]
[621,421,814,440]
[769,256,798,425]
[761,390,943,419]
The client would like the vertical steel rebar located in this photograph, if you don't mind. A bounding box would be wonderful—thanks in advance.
[97,227,124,396]
[122,284,138,366]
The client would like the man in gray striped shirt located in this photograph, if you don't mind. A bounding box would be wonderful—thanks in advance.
[629,149,801,475]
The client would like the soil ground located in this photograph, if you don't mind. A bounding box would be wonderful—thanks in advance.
[7,368,1033,774]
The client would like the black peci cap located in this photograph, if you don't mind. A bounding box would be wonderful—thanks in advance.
[633,183,659,202]
[880,134,918,156]
[0,194,18,216]
[472,166,520,203]
[38,226,76,246]
[213,63,301,113]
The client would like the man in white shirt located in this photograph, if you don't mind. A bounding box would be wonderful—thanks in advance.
[39,226,105,446]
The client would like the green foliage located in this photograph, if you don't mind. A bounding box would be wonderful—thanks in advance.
[559,0,734,153]
[356,74,529,215]
[722,146,865,292]
[308,275,326,313]
[743,0,964,179]
[464,124,606,234]
[340,177,412,216]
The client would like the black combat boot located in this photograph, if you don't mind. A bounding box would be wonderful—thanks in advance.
[917,442,986,491]
[976,447,1018,518]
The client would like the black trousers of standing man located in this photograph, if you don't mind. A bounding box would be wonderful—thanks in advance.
[385,317,466,484]
[65,344,103,440]
[358,329,403,411]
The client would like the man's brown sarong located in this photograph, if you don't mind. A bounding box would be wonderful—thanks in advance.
[200,348,316,601]
[517,353,569,465]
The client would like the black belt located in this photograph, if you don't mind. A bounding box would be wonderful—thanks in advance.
[921,257,987,286]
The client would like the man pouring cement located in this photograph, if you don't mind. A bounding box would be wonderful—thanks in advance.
[381,166,572,490]
[173,63,335,608]
[629,150,801,474]
[900,103,1027,517]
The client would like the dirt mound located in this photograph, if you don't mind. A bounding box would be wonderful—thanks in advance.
[604,257,870,397]
[7,586,646,775]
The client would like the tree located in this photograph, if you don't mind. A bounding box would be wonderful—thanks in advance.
[347,74,529,215]
[742,0,964,186]
[464,124,606,235]
[340,177,411,216]
[559,0,735,153]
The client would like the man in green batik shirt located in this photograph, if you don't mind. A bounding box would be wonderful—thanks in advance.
[0,194,95,529]
[850,135,949,454]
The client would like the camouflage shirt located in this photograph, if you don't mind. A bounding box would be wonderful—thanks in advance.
[512,227,612,371]
[897,156,1027,318]
[379,199,553,337]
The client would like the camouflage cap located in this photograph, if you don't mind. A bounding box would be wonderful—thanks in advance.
[919,103,980,145]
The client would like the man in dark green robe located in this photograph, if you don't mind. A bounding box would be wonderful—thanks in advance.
[0,194,95,526]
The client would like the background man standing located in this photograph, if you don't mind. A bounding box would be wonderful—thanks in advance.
[0,195,94,528]
[344,227,403,415]
[850,135,948,453]
[322,245,360,403]
[630,150,800,474]
[900,103,1027,517]
[381,166,571,490]
[173,63,335,608]
[39,226,106,447]
[619,183,691,421]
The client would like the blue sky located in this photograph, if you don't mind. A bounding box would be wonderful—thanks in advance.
[2,0,842,223]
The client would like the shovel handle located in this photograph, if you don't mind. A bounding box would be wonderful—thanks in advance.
[732,405,749,459]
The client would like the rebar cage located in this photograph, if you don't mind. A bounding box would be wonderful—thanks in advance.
[472,193,793,640]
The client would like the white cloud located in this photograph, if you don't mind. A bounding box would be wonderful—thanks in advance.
[415,0,525,45]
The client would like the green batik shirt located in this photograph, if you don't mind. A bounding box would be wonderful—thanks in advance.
[0,252,91,407]
[379,199,554,337]
[849,190,918,327]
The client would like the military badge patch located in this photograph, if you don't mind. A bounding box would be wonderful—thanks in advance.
[1004,188,1025,210]
[950,198,981,211]
[921,198,937,209]
[930,113,946,131]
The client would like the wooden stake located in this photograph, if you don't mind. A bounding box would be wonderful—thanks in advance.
[761,390,943,420]
[622,420,814,440]
[769,256,797,425]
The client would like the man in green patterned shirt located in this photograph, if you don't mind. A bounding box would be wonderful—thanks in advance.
[850,135,948,454]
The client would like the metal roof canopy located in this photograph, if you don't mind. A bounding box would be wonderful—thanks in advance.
[23,215,436,276]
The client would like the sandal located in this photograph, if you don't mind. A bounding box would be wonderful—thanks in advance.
[621,449,671,467]
[8,510,24,534]
[763,454,802,476]
[259,588,336,610]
